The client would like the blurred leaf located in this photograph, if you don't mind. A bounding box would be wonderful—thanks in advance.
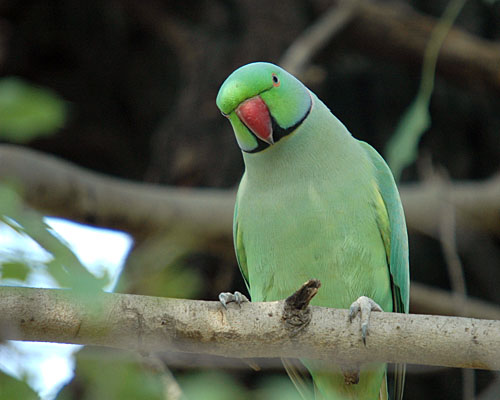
[1,214,107,291]
[57,348,164,400]
[0,183,22,217]
[0,261,30,281]
[255,375,309,400]
[0,183,108,292]
[0,77,67,142]
[178,371,247,400]
[0,370,39,400]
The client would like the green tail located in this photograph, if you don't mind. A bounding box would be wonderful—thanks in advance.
[308,362,387,400]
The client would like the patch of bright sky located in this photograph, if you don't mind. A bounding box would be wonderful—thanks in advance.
[0,217,133,399]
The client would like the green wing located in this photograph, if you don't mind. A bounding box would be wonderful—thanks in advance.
[360,141,410,400]
[360,141,409,313]
[233,187,250,293]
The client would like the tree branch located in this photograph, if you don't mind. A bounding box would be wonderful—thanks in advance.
[400,176,500,237]
[410,282,500,321]
[280,0,500,93]
[0,286,499,370]
[0,144,234,240]
[1,144,499,240]
[340,0,500,93]
[280,0,360,77]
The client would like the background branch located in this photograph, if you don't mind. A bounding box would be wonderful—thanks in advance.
[278,0,500,93]
[410,282,500,320]
[341,0,500,93]
[401,176,500,237]
[1,144,499,240]
[0,144,234,241]
[1,286,499,371]
[280,0,360,76]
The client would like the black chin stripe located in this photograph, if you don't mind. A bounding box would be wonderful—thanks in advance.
[244,102,312,154]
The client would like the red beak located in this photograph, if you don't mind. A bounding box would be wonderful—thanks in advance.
[235,96,274,145]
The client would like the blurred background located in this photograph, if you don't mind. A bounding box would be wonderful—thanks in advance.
[1,0,500,399]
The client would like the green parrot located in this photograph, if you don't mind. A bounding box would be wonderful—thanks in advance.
[216,62,409,400]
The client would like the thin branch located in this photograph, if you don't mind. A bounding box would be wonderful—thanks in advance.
[438,170,475,400]
[143,356,183,400]
[280,0,360,77]
[439,189,467,305]
[1,286,499,371]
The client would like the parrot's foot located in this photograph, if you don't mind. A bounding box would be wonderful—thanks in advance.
[348,296,383,345]
[218,291,249,309]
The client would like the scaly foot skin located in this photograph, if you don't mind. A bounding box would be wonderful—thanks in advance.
[219,291,249,309]
[348,296,383,345]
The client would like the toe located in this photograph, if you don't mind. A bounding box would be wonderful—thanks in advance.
[234,291,249,306]
[218,292,234,309]
[348,302,360,322]
[219,291,249,309]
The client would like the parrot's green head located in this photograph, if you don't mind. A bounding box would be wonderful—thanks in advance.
[216,62,312,153]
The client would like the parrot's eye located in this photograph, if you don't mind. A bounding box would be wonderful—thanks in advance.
[272,73,280,87]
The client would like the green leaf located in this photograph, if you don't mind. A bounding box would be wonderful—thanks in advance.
[0,183,108,292]
[386,95,431,181]
[0,370,39,400]
[57,348,165,400]
[1,261,30,281]
[0,183,23,218]
[0,77,67,142]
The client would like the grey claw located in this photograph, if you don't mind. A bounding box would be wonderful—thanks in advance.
[219,292,232,309]
[361,323,368,345]
[219,291,249,309]
[233,291,249,306]
[348,296,383,345]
